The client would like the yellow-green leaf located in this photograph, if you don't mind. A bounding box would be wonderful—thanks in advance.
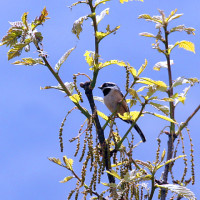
[128,88,141,102]
[145,112,177,124]
[12,58,45,66]
[69,94,80,103]
[97,110,108,121]
[173,40,195,53]
[157,155,185,170]
[84,51,94,66]
[129,66,137,77]
[118,112,131,121]
[138,77,168,92]
[106,170,121,180]
[120,0,143,3]
[48,157,62,166]
[137,59,148,76]
[63,156,73,170]
[99,59,127,69]
[60,176,74,183]
[149,102,169,115]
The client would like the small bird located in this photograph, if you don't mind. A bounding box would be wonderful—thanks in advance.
[98,82,146,142]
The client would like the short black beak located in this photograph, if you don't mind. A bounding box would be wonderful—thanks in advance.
[98,86,102,89]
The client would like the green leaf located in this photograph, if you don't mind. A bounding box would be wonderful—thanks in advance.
[95,8,109,25]
[170,25,195,35]
[55,47,75,72]
[69,1,87,9]
[97,110,108,121]
[8,39,31,60]
[93,96,104,103]
[135,160,153,171]
[72,15,88,39]
[60,176,74,183]
[95,25,120,41]
[40,82,74,94]
[149,102,169,115]
[101,182,117,187]
[172,77,189,87]
[120,0,143,3]
[48,157,62,166]
[99,59,127,69]
[137,59,147,76]
[138,14,162,23]
[69,94,81,103]
[128,88,141,102]
[63,156,73,170]
[12,58,44,66]
[84,51,95,67]
[153,60,174,71]
[139,32,156,38]
[95,0,111,7]
[32,7,49,30]
[21,12,28,28]
[106,170,121,180]
[171,40,195,54]
[138,77,168,92]
[157,184,196,200]
[145,112,177,124]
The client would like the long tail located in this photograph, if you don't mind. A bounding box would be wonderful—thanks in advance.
[125,120,146,142]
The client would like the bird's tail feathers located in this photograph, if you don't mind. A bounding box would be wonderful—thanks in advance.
[124,120,146,142]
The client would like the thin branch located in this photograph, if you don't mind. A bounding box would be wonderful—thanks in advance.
[34,42,91,119]
[176,104,200,135]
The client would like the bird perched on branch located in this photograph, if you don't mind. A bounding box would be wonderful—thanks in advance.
[98,82,146,142]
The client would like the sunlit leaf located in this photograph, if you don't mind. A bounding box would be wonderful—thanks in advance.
[95,25,120,41]
[12,57,44,66]
[8,38,31,60]
[97,110,108,121]
[106,170,121,180]
[157,184,196,200]
[94,96,104,103]
[69,1,87,9]
[153,60,174,71]
[139,32,156,38]
[149,102,169,115]
[41,82,74,94]
[99,59,127,69]
[63,156,73,170]
[21,12,28,28]
[95,8,109,25]
[95,0,111,7]
[48,157,62,166]
[60,176,74,183]
[138,77,168,92]
[145,112,177,124]
[128,88,141,102]
[120,0,143,3]
[69,94,81,103]
[137,59,147,76]
[72,15,88,39]
[171,40,195,54]
[84,51,95,67]
[170,25,195,35]
[55,47,75,72]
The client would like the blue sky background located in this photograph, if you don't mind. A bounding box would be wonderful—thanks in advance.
[0,0,199,199]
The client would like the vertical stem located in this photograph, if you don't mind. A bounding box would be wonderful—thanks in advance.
[161,26,175,200]
[149,174,156,200]
[88,0,99,88]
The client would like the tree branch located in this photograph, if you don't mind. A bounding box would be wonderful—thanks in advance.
[80,81,115,184]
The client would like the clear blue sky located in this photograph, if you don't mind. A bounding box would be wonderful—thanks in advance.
[0,0,199,199]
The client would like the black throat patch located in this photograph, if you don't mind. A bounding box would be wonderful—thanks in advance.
[103,88,111,96]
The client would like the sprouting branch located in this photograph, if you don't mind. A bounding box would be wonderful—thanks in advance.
[33,42,91,119]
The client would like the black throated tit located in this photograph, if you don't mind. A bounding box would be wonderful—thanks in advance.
[98,82,146,142]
